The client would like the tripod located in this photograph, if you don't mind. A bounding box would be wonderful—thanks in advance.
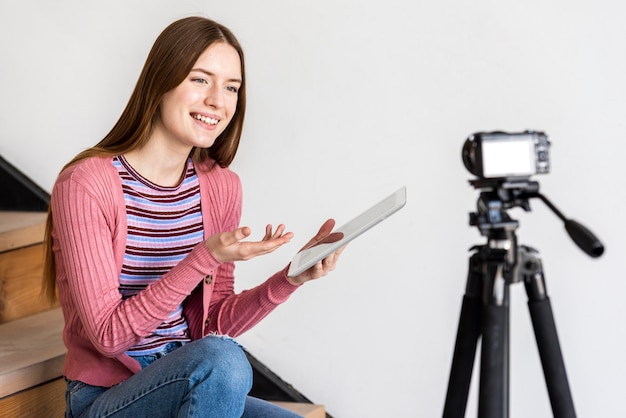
[442,179,604,418]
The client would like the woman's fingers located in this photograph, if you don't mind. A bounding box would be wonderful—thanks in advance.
[206,226,293,263]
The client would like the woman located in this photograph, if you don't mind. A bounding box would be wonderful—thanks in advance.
[42,16,343,417]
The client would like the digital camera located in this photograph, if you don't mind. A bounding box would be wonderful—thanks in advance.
[462,131,550,179]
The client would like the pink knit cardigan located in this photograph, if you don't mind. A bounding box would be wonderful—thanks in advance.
[50,156,299,387]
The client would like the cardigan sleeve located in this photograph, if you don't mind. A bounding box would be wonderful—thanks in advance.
[210,266,300,337]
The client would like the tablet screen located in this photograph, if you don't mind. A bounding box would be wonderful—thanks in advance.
[287,186,406,277]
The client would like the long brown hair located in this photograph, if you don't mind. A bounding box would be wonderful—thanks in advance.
[42,16,247,302]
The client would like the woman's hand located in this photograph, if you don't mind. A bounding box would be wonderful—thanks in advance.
[205,224,293,263]
[288,219,346,285]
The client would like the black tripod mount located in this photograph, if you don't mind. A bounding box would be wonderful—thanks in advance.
[442,178,604,418]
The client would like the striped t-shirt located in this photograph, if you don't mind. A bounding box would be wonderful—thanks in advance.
[113,155,203,355]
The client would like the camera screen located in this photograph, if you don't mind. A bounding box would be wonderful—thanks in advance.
[481,135,536,178]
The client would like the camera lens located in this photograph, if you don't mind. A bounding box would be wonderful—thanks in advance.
[462,137,479,176]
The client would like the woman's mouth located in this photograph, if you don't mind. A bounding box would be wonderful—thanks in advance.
[192,113,219,126]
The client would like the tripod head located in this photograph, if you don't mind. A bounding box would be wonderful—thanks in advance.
[469,177,605,258]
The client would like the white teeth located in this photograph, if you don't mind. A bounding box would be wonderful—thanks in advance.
[193,114,219,125]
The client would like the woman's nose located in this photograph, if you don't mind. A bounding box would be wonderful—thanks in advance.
[204,85,224,108]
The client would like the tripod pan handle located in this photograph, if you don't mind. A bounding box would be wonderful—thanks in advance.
[564,219,604,258]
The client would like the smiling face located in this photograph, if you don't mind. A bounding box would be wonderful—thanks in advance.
[151,42,242,156]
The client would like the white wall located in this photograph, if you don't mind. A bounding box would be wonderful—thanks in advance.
[2,1,625,416]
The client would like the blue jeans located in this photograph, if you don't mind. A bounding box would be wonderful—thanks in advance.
[65,336,302,417]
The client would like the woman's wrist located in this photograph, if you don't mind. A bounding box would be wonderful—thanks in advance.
[284,265,304,286]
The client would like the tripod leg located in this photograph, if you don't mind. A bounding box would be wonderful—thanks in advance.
[443,253,483,418]
[524,257,577,418]
[478,265,510,418]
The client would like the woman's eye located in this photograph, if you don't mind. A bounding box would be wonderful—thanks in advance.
[191,77,207,84]
[226,86,239,93]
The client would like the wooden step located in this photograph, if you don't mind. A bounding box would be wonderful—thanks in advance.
[0,308,66,417]
[0,308,66,399]
[0,377,65,418]
[272,401,326,417]
[0,211,55,324]
[0,211,47,253]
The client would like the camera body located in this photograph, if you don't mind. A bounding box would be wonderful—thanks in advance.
[462,131,550,179]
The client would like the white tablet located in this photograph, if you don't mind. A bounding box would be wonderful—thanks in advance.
[287,186,407,277]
